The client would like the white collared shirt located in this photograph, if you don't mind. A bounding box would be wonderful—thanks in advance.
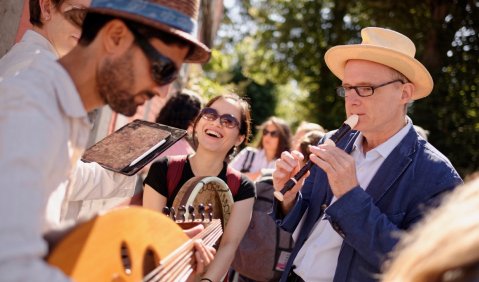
[0,51,135,281]
[0,55,90,281]
[0,30,137,223]
[292,119,412,281]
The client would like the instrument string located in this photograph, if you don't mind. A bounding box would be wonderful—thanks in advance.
[143,219,222,282]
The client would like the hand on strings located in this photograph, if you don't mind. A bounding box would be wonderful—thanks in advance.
[184,225,216,279]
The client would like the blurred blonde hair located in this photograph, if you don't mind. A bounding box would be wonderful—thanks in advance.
[383,176,479,282]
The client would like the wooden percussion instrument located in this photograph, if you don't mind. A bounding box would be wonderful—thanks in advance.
[172,176,235,228]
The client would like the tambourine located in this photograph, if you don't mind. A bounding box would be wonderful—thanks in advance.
[172,176,234,228]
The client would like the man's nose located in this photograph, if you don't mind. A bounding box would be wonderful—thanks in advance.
[345,90,362,105]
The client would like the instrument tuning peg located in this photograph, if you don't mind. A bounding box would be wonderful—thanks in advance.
[198,203,205,221]
[207,203,213,221]
[170,207,176,221]
[178,205,186,222]
[188,205,195,221]
[162,206,170,216]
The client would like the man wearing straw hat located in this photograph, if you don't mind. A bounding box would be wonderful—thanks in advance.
[0,0,215,281]
[272,27,463,282]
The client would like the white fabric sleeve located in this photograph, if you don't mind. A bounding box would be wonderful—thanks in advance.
[67,161,137,201]
[0,83,72,281]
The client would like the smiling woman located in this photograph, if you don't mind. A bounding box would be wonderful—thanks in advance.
[142,93,256,281]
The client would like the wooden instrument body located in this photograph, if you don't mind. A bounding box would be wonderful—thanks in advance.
[47,207,189,282]
[172,176,234,228]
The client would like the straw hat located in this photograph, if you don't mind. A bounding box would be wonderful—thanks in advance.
[88,0,211,63]
[325,27,433,100]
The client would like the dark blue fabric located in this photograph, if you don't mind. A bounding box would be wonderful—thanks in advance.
[91,0,197,34]
[272,127,463,282]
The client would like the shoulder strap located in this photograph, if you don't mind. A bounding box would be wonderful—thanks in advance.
[226,166,242,196]
[245,150,255,172]
[166,155,188,197]
[167,155,241,197]
[240,150,252,172]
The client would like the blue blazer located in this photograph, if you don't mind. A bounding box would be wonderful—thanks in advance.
[272,127,463,282]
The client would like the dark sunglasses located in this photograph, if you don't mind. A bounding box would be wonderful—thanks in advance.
[61,6,87,28]
[263,129,279,138]
[127,25,179,86]
[200,107,240,129]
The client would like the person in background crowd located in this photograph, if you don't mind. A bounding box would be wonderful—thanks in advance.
[156,89,203,155]
[297,130,326,166]
[291,121,326,151]
[0,0,90,77]
[0,0,216,280]
[230,116,292,181]
[383,175,479,282]
[272,27,462,282]
[143,94,255,281]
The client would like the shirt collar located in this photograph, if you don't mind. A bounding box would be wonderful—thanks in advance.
[352,117,413,158]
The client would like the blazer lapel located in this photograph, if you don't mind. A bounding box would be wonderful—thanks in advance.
[365,128,418,202]
[306,131,361,226]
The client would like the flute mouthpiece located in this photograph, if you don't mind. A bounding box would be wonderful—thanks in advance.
[345,114,359,129]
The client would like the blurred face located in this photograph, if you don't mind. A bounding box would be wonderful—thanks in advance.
[292,129,306,150]
[343,60,410,138]
[262,123,280,152]
[97,34,189,116]
[195,98,244,155]
[43,0,91,57]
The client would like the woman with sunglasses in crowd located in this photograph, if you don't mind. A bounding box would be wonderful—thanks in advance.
[143,93,256,281]
[230,116,292,181]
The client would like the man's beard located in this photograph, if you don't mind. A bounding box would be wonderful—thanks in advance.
[97,50,144,117]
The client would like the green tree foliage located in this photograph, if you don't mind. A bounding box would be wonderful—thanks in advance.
[210,0,478,176]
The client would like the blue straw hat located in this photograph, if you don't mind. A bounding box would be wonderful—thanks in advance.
[88,0,211,63]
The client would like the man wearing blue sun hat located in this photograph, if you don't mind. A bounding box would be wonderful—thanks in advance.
[0,1,214,281]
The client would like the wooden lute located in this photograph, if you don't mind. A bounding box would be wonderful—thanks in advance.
[47,206,222,282]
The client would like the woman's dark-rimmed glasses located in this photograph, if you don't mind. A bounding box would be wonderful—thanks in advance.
[337,79,405,98]
[127,25,179,86]
[200,107,240,129]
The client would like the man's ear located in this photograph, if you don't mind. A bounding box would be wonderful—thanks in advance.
[100,20,135,55]
[401,82,414,104]
[39,0,53,21]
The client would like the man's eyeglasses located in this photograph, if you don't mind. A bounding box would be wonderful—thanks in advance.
[200,107,240,129]
[263,129,279,138]
[127,25,179,86]
[337,79,405,98]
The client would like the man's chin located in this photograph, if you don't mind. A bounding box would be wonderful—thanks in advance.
[111,105,137,117]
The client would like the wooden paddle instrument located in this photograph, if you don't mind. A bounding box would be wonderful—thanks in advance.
[47,207,222,282]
